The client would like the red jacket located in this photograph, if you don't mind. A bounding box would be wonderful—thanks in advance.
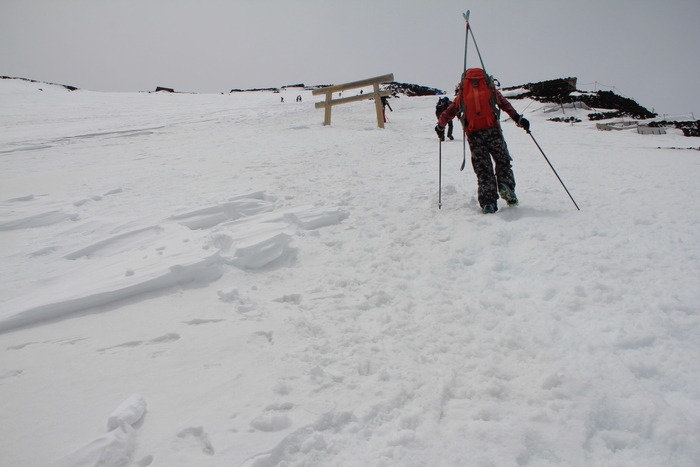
[438,87,519,135]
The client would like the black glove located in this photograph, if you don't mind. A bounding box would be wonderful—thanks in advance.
[517,115,530,132]
[435,125,445,141]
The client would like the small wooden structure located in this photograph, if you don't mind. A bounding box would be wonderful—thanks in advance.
[596,121,666,135]
[313,73,394,128]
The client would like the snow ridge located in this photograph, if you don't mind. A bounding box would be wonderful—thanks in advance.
[0,191,346,333]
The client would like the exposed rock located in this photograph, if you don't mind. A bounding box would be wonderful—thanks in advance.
[230,87,281,93]
[548,117,582,123]
[503,77,577,101]
[382,81,443,97]
[505,77,656,121]
[579,91,656,120]
[649,120,700,137]
[1,75,78,91]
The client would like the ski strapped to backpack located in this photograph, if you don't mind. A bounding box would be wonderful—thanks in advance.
[459,11,494,170]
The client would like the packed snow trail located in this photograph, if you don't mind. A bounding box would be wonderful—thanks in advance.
[0,79,699,467]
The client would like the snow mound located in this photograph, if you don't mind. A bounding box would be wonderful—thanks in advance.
[107,394,147,431]
[53,395,149,467]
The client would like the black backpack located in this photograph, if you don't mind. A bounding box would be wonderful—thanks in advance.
[436,96,450,112]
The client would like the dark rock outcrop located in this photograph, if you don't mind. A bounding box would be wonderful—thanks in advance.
[648,120,700,137]
[230,87,280,93]
[382,82,443,97]
[505,78,656,120]
[1,75,78,91]
[503,77,577,101]
[579,91,656,120]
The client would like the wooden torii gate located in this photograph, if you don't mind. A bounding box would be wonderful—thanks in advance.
[312,73,394,128]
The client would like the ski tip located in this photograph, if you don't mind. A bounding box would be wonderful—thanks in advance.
[463,11,470,21]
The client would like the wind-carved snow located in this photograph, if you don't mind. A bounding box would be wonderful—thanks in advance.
[0,195,79,231]
[53,394,149,467]
[107,394,148,431]
[0,190,347,333]
[170,191,274,229]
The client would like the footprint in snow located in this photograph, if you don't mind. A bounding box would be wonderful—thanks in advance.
[174,426,215,456]
[273,294,302,305]
[250,403,294,432]
[249,331,273,346]
[97,333,180,352]
[182,318,224,325]
[7,342,38,350]
[0,370,24,382]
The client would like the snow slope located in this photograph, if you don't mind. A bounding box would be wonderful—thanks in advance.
[1,78,699,467]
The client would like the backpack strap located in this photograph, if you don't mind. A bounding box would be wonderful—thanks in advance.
[485,75,501,123]
[457,74,466,128]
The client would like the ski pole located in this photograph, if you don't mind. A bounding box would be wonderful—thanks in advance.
[438,139,443,209]
[460,125,467,171]
[528,131,580,211]
[461,11,470,172]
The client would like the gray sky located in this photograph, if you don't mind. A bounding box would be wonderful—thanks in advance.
[2,0,698,116]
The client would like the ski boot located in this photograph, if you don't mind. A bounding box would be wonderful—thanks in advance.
[482,204,498,214]
[499,184,519,207]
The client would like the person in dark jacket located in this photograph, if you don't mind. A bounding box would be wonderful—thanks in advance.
[435,96,454,140]
[381,96,393,123]
[435,69,530,214]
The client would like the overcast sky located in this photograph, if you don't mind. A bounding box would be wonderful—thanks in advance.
[2,0,698,116]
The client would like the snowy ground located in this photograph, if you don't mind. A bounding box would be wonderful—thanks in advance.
[1,78,699,467]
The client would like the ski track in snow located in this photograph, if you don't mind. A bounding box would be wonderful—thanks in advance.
[0,79,699,467]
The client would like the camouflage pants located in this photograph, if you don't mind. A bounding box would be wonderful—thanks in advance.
[467,126,515,207]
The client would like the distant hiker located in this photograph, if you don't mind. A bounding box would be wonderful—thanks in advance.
[281,96,284,103]
[296,95,302,102]
[381,96,393,123]
[435,96,454,140]
[435,68,530,214]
